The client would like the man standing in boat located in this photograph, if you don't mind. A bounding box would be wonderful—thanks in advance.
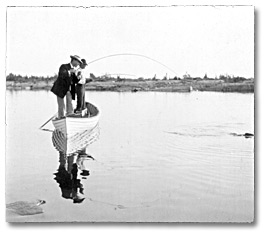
[74,59,93,113]
[51,55,83,118]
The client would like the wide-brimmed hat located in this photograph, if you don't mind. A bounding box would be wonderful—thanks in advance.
[81,59,88,66]
[70,55,83,64]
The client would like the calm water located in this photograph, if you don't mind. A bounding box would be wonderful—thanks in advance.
[5,90,254,222]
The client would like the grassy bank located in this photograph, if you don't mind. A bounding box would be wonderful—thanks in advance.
[6,78,254,93]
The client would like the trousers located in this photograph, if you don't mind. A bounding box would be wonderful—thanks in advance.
[57,91,73,118]
[75,84,86,111]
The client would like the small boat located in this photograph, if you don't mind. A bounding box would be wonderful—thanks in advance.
[52,102,100,137]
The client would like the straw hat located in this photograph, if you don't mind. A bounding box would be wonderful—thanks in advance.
[70,55,83,64]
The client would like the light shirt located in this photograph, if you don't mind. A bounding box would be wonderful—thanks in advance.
[68,63,79,91]
[76,68,86,84]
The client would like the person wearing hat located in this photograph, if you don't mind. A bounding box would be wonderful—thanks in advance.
[51,55,83,118]
[74,59,91,113]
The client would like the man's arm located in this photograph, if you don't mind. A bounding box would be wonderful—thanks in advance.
[58,64,70,79]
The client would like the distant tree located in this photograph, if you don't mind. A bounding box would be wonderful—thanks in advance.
[219,74,226,80]
[117,76,125,82]
[163,73,168,80]
[183,72,191,80]
[6,73,16,81]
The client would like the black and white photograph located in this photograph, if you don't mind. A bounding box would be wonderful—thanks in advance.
[4,4,254,223]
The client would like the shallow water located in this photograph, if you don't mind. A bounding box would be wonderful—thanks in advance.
[5,90,254,222]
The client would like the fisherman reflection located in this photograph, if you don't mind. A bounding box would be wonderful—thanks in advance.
[54,152,87,203]
[76,148,94,176]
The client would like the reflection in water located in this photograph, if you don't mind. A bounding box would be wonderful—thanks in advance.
[52,126,100,203]
[54,152,87,203]
[52,124,100,155]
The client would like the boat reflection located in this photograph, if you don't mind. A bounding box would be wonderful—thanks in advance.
[52,125,100,203]
[52,124,100,155]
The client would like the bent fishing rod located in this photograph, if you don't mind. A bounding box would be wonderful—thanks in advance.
[39,53,178,131]
[87,53,179,77]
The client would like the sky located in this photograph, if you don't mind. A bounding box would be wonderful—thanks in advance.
[6,5,254,79]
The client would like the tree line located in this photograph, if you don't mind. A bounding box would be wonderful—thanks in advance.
[6,72,253,83]
[6,73,57,83]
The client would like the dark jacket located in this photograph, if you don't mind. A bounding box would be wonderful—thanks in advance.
[51,63,79,99]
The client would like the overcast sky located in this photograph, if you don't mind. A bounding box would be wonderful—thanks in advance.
[6,5,254,78]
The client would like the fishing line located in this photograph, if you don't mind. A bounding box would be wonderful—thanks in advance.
[87,53,179,77]
[40,53,176,131]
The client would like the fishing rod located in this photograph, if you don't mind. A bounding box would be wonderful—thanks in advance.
[39,53,178,131]
[87,53,179,77]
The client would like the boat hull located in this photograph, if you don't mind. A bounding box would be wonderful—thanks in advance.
[52,102,100,137]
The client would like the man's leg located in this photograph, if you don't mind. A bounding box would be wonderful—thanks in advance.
[76,84,83,111]
[66,91,73,115]
[82,84,86,109]
[57,96,65,118]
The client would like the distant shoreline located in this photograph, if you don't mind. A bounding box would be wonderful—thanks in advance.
[6,78,254,93]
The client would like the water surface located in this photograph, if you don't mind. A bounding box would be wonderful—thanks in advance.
[6,90,254,222]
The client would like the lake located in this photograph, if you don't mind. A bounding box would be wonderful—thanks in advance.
[5,90,254,222]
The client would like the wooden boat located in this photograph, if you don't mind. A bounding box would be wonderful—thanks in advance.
[52,102,100,137]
